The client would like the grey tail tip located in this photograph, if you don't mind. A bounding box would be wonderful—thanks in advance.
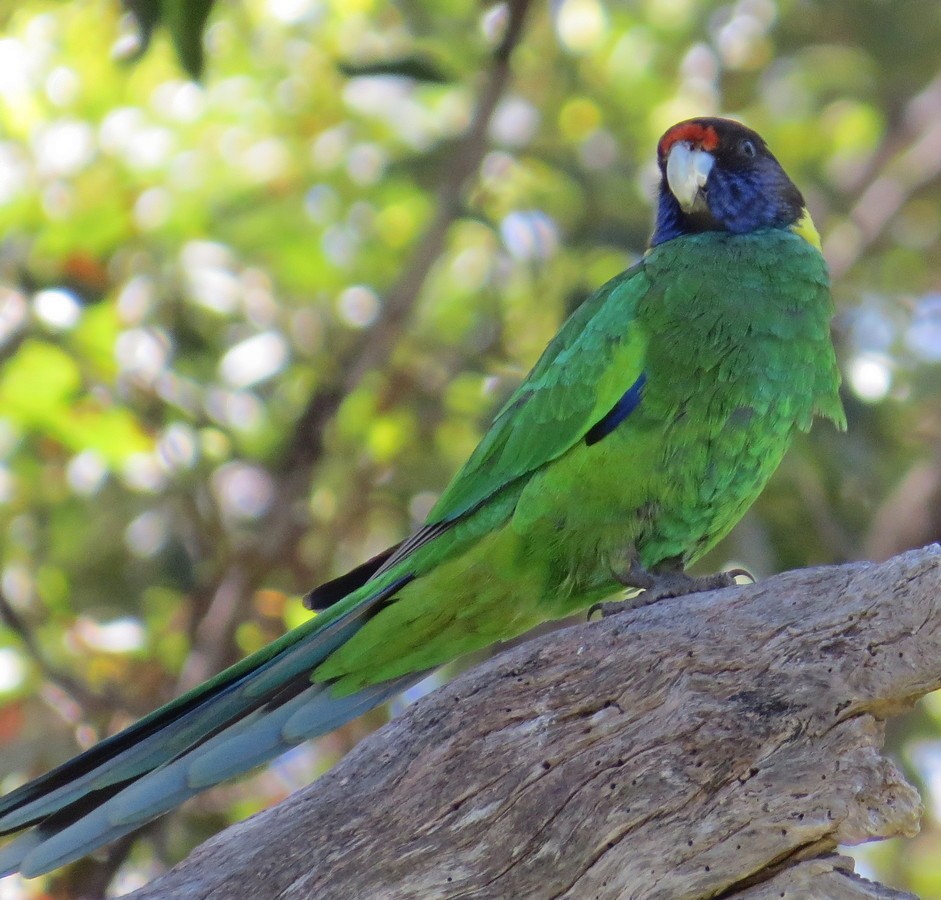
[0,571,425,878]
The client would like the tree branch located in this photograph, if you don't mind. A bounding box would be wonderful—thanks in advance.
[825,67,941,280]
[0,589,111,717]
[128,546,941,899]
[282,0,532,474]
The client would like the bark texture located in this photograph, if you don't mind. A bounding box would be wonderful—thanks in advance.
[129,546,941,900]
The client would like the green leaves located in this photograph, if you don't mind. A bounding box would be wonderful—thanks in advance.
[0,340,151,465]
[120,0,216,79]
[338,55,454,84]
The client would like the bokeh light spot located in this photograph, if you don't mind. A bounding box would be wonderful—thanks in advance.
[847,353,892,403]
[67,450,108,496]
[220,331,290,388]
[555,0,608,53]
[0,648,26,693]
[125,510,168,558]
[338,284,380,328]
[211,462,275,522]
[33,288,82,330]
[500,210,560,261]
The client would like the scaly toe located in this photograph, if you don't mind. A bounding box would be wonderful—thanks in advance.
[590,592,657,619]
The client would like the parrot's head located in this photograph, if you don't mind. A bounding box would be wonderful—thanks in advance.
[650,117,819,250]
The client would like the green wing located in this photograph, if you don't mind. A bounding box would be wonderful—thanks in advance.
[428,259,652,524]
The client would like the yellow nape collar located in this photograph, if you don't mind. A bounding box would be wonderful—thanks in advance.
[790,207,821,250]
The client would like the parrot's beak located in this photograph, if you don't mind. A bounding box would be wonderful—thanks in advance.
[666,142,714,214]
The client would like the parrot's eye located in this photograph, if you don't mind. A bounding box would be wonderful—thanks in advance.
[739,139,757,159]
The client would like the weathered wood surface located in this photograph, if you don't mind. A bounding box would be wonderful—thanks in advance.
[130,546,941,899]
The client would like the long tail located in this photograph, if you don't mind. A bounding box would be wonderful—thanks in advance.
[0,572,422,879]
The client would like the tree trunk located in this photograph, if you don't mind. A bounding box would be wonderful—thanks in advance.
[129,546,941,899]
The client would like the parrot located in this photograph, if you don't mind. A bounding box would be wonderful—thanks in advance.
[0,117,844,878]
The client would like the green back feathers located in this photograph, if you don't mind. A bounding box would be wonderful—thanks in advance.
[429,265,650,524]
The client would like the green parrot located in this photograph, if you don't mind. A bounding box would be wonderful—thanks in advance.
[0,117,844,878]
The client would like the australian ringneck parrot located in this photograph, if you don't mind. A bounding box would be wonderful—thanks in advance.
[0,117,845,878]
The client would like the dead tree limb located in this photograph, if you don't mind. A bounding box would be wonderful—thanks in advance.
[128,545,941,899]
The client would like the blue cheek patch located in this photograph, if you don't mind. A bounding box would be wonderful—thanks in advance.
[650,162,800,245]
[708,166,795,234]
[585,372,647,446]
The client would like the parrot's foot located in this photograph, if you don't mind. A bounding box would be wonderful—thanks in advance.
[590,558,754,619]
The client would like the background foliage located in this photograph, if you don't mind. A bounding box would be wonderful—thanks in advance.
[0,0,940,895]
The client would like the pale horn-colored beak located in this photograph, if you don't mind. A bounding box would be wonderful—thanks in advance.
[666,142,714,213]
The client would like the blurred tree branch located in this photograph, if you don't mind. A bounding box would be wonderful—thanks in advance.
[0,589,111,717]
[865,443,941,562]
[826,68,941,280]
[128,548,940,899]
[177,0,534,689]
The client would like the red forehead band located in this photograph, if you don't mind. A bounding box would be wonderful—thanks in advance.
[658,122,720,157]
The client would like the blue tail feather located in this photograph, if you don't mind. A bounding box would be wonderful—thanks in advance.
[0,572,416,877]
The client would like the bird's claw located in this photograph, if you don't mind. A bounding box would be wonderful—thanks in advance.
[590,564,755,619]
[724,566,756,584]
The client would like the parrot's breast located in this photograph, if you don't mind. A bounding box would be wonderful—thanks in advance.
[514,229,842,611]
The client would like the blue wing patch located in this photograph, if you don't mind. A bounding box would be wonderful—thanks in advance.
[584,373,647,446]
